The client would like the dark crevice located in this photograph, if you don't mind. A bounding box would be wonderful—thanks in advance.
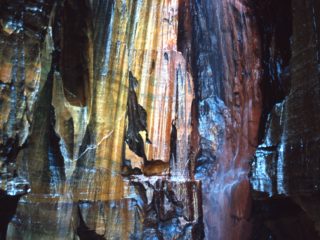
[169,120,177,172]
[0,190,28,240]
[124,72,151,166]
[123,74,169,176]
[252,197,320,240]
[61,0,91,106]
[77,204,106,240]
[0,135,28,165]
[177,0,192,65]
[47,105,66,180]
[43,0,66,181]
[253,0,293,143]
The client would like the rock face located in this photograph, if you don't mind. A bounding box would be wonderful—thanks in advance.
[251,0,320,196]
[187,1,262,239]
[0,1,52,238]
[0,0,319,239]
[2,0,202,239]
[250,0,320,238]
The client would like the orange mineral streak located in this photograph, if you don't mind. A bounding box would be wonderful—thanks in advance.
[38,0,195,201]
[2,1,196,239]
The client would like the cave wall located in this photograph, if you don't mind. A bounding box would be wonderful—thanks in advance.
[188,1,262,239]
[0,0,319,239]
[251,0,320,205]
[1,0,202,239]
[250,0,320,239]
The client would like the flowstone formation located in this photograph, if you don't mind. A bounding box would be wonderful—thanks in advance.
[1,1,201,239]
[0,0,319,240]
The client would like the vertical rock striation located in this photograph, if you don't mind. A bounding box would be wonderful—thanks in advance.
[3,0,202,239]
[1,0,318,239]
[0,1,55,238]
[251,0,320,197]
[188,0,262,239]
[250,0,320,238]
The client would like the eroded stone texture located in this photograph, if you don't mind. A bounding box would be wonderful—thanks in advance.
[0,1,55,238]
[188,1,262,239]
[250,0,320,238]
[129,177,203,240]
[2,0,318,239]
[0,0,55,184]
[4,0,202,239]
[251,0,320,200]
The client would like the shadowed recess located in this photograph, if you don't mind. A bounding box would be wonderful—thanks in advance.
[61,0,91,106]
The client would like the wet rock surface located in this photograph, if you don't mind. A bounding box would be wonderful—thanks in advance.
[1,0,200,239]
[0,0,319,239]
[250,0,320,238]
[188,0,262,239]
[129,177,204,240]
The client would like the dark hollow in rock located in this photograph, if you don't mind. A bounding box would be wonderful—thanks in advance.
[0,188,29,240]
[252,0,293,143]
[0,135,27,165]
[61,0,91,106]
[76,204,106,240]
[252,196,320,240]
[125,71,151,164]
